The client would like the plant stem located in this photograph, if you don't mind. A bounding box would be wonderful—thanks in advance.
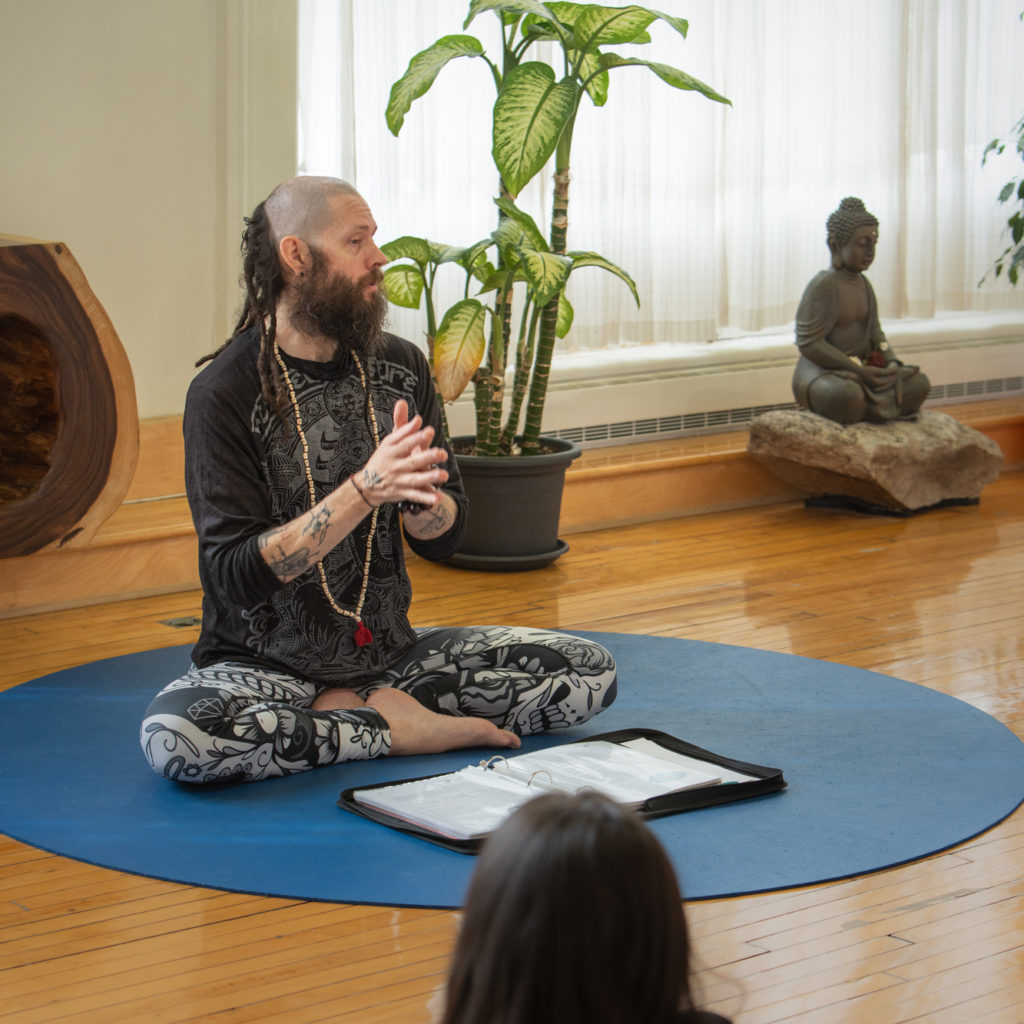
[500,298,540,453]
[521,126,574,454]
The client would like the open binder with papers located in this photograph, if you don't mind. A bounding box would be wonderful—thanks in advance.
[338,728,786,853]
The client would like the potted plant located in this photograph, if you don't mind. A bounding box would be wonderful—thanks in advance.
[382,1,729,568]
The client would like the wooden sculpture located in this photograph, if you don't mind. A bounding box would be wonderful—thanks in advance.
[0,235,138,556]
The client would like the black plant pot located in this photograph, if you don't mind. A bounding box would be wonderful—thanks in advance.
[445,436,582,571]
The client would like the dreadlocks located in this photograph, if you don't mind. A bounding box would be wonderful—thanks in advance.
[195,198,288,415]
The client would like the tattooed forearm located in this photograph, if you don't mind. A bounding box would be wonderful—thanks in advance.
[302,505,332,545]
[361,467,384,490]
[405,500,453,537]
[266,545,314,581]
[259,526,315,582]
[258,525,284,550]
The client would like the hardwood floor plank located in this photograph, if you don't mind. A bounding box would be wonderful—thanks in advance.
[924,996,1024,1024]
[810,948,1024,1024]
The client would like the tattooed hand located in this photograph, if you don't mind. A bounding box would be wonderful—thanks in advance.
[257,400,455,585]
[357,399,449,509]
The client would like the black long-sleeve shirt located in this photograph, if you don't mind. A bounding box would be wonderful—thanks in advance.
[184,327,466,686]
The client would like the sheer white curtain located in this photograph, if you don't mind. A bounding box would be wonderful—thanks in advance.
[298,0,1024,355]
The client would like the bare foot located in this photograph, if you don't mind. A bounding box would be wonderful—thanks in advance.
[365,687,521,757]
[312,687,367,712]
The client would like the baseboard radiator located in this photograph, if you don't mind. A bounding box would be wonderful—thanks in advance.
[545,375,1024,448]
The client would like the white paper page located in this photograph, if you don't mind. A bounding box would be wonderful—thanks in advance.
[353,766,534,840]
[621,737,761,785]
[490,740,721,805]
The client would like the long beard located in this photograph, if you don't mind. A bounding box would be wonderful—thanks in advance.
[289,253,389,359]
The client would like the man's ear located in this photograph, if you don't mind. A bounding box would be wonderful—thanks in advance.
[279,235,312,278]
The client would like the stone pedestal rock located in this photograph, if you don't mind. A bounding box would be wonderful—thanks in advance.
[747,409,1003,512]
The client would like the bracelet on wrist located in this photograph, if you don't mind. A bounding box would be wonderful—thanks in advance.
[349,475,375,509]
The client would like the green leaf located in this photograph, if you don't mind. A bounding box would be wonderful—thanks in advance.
[434,299,489,401]
[387,35,485,135]
[470,260,499,287]
[459,238,493,269]
[465,0,556,31]
[574,49,610,106]
[520,15,562,43]
[493,62,578,196]
[518,249,571,305]
[550,4,687,49]
[380,235,433,267]
[599,53,730,105]
[477,266,521,294]
[543,3,584,30]
[981,138,1002,164]
[567,250,640,305]
[381,237,467,271]
[473,262,501,288]
[999,181,1016,203]
[571,5,659,48]
[492,215,530,259]
[381,265,424,309]
[459,239,498,283]
[556,291,574,337]
[429,242,469,265]
[645,7,688,39]
[495,197,549,250]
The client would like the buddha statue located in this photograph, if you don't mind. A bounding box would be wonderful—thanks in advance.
[792,197,929,424]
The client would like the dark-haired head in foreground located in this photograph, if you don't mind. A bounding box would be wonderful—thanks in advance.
[442,791,731,1024]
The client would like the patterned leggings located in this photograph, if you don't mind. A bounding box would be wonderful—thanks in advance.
[140,626,617,784]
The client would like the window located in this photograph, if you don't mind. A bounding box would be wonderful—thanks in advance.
[298,0,1024,357]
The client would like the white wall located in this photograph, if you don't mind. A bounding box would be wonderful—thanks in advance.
[0,0,297,419]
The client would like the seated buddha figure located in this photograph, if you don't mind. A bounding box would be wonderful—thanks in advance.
[792,197,929,424]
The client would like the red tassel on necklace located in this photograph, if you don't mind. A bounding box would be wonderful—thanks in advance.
[354,621,374,647]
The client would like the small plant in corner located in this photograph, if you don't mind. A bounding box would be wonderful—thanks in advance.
[980,14,1023,287]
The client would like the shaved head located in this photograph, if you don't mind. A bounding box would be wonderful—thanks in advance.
[263,176,360,248]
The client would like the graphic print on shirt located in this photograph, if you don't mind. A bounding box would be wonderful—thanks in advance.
[244,352,419,682]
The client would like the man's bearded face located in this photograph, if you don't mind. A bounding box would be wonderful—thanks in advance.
[289,246,388,358]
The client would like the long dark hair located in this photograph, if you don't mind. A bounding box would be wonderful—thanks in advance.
[196,199,289,415]
[441,791,695,1024]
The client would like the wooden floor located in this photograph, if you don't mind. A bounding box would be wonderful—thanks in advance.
[2,470,1023,1024]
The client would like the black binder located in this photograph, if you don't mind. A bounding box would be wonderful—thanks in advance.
[338,727,786,854]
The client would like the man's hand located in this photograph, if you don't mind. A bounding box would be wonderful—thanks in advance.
[357,400,448,508]
[257,400,455,584]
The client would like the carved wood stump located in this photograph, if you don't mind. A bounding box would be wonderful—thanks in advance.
[0,236,138,557]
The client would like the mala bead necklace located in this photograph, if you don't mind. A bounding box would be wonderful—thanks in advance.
[273,342,379,647]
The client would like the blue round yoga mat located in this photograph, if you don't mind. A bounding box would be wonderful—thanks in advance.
[2,632,1022,908]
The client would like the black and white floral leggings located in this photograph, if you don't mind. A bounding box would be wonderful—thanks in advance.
[140,626,618,784]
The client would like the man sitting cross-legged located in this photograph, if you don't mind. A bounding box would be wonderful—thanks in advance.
[139,175,617,784]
